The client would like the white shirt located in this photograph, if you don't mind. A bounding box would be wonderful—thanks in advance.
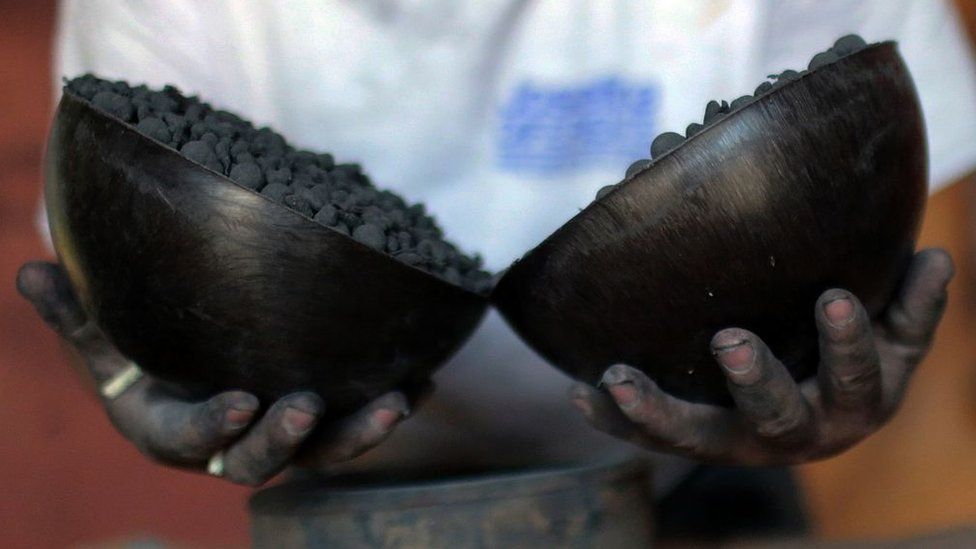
[52,0,976,496]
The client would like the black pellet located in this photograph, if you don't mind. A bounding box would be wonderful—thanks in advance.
[266,167,292,186]
[136,103,153,121]
[398,231,412,248]
[91,91,134,121]
[705,107,724,124]
[149,93,177,113]
[136,117,171,143]
[314,204,338,226]
[335,208,357,225]
[832,34,866,55]
[352,223,386,251]
[809,51,840,70]
[754,81,773,95]
[444,267,462,285]
[310,184,331,207]
[261,182,289,202]
[704,100,721,122]
[776,69,800,81]
[595,185,617,200]
[283,194,315,217]
[229,162,263,190]
[430,241,448,264]
[317,153,335,169]
[293,186,323,210]
[230,140,249,157]
[185,103,205,121]
[626,159,652,178]
[650,132,684,159]
[215,137,232,158]
[362,206,391,230]
[180,140,216,165]
[730,95,752,111]
[397,252,424,266]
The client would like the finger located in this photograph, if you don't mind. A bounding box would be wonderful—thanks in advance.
[16,261,123,377]
[591,364,735,458]
[712,329,813,444]
[569,380,642,442]
[222,392,324,486]
[16,261,87,334]
[309,392,411,463]
[814,290,882,413]
[128,390,260,465]
[881,248,954,350]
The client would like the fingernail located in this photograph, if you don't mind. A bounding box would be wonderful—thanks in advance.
[224,408,255,431]
[824,297,855,328]
[369,408,403,433]
[713,339,754,374]
[571,397,593,417]
[599,365,642,409]
[283,406,319,436]
[607,382,640,409]
[600,364,633,387]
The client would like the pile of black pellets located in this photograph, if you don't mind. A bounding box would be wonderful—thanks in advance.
[595,34,869,200]
[65,75,494,294]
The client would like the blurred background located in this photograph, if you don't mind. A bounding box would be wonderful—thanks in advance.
[2,1,976,547]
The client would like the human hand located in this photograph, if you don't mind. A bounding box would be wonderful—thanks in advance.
[570,248,954,465]
[17,261,414,486]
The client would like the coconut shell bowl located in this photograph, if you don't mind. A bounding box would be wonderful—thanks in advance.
[44,92,488,418]
[492,40,927,404]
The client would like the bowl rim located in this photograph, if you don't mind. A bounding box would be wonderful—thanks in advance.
[249,458,649,514]
[57,87,493,299]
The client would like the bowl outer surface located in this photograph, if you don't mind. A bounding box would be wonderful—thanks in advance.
[45,92,488,416]
[492,43,927,404]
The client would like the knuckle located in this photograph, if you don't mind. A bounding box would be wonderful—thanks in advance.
[669,434,705,456]
[896,342,930,365]
[141,431,202,464]
[226,470,264,487]
[755,410,808,440]
[224,457,266,487]
[168,416,219,456]
[627,401,666,428]
[886,304,912,328]
[830,364,880,397]
[593,412,641,441]
[885,305,939,346]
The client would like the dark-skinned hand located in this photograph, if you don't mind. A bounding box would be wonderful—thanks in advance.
[17,261,415,486]
[570,248,954,465]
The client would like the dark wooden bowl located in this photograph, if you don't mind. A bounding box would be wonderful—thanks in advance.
[44,91,488,417]
[491,42,926,404]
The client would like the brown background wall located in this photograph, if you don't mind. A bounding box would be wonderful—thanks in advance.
[1,2,975,547]
[798,0,976,540]
[0,2,251,548]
